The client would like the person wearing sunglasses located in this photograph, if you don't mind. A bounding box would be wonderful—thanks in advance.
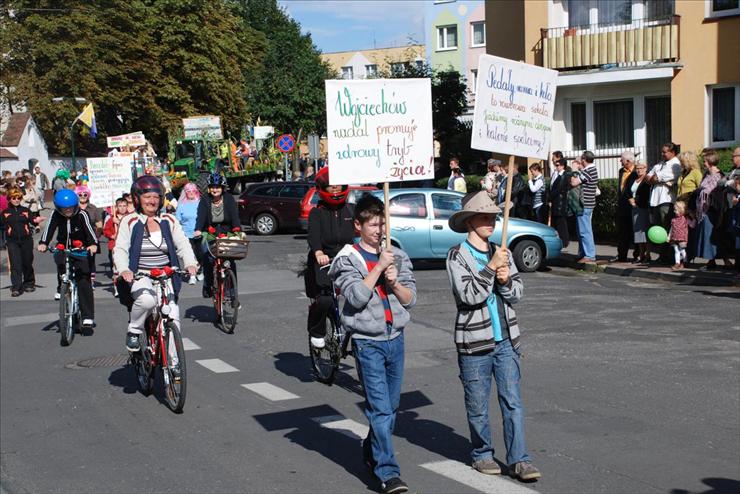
[0,187,43,296]
[76,185,103,288]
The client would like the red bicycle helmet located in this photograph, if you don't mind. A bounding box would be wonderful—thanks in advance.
[131,175,164,213]
[315,167,348,207]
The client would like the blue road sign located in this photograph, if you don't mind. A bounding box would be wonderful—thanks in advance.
[277,134,295,153]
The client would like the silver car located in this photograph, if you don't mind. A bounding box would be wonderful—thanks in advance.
[371,189,563,272]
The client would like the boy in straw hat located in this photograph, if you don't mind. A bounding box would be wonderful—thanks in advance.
[445,191,541,481]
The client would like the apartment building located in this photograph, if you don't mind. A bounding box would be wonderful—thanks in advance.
[321,45,426,80]
[485,0,739,178]
[425,0,487,113]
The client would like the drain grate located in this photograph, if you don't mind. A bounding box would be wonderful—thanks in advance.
[74,354,130,368]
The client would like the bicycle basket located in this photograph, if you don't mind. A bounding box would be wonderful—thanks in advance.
[213,238,249,259]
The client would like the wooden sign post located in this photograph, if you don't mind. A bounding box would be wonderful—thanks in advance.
[384,182,392,249]
[500,155,516,249]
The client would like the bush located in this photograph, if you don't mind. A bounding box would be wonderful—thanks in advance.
[699,144,739,174]
[593,179,618,242]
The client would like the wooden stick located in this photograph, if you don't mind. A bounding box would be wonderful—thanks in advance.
[500,156,516,249]
[383,182,391,249]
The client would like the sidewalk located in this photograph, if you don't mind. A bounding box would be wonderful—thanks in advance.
[555,242,739,287]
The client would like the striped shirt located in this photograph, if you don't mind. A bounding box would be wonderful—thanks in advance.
[579,164,599,209]
[463,241,508,342]
[353,244,393,326]
[138,229,170,269]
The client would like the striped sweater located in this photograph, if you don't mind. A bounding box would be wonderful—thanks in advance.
[446,242,523,354]
[579,164,599,209]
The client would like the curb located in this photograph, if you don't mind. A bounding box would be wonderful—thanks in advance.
[555,255,739,287]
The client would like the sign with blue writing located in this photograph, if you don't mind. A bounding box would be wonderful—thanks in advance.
[471,55,558,160]
[277,134,295,153]
[325,79,434,185]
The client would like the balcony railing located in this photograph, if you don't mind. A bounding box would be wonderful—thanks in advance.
[561,146,647,179]
[539,16,680,72]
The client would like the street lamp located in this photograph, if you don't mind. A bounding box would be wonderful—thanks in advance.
[52,96,87,170]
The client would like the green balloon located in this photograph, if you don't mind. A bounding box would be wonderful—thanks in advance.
[647,225,668,244]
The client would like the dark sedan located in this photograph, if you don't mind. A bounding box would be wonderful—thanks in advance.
[238,181,313,235]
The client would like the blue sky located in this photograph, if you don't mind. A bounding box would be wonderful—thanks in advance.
[278,0,426,53]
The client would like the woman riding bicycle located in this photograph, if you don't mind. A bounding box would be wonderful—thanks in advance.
[305,166,354,349]
[193,173,240,298]
[37,189,98,328]
[114,176,197,353]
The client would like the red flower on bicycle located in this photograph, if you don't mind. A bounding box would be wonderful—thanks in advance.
[72,240,83,248]
[218,233,226,238]
[232,227,241,233]
[56,243,65,250]
[207,226,216,234]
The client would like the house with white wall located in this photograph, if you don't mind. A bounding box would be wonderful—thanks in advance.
[0,112,54,177]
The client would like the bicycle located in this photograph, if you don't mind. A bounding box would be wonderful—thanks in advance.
[308,265,351,385]
[204,237,249,334]
[49,245,89,347]
[129,267,187,414]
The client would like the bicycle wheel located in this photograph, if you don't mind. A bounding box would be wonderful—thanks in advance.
[131,347,153,396]
[309,315,341,385]
[59,282,75,347]
[219,268,238,334]
[162,322,186,413]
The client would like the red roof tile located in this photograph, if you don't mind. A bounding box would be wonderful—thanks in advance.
[0,148,19,159]
[0,112,31,147]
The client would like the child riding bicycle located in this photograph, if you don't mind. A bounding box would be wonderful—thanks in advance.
[38,189,98,328]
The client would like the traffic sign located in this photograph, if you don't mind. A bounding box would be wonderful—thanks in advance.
[277,134,295,153]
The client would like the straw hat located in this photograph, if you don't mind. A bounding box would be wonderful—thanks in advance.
[448,191,502,233]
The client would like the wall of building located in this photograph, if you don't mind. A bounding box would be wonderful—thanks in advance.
[321,45,425,79]
[0,120,52,176]
[671,0,740,151]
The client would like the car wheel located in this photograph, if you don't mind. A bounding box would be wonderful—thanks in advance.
[512,239,542,273]
[254,213,277,235]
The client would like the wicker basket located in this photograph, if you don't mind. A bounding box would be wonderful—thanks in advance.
[213,238,250,259]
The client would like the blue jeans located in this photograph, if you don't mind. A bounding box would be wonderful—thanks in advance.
[576,207,595,260]
[458,339,530,466]
[353,333,405,482]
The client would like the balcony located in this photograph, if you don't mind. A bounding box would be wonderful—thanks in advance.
[539,16,680,72]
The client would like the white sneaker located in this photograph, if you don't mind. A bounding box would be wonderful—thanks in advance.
[196,273,204,282]
[310,336,326,349]
[82,318,94,327]
[54,292,61,301]
[188,277,196,285]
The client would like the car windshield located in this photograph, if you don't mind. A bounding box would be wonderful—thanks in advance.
[174,141,204,161]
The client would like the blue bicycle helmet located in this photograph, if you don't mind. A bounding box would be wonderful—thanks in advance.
[54,189,79,209]
[206,172,227,189]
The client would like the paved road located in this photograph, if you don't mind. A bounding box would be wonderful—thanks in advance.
[1,234,739,494]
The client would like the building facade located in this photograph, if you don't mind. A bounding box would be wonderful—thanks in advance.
[485,0,740,178]
[321,45,426,80]
[0,112,53,176]
[425,0,487,111]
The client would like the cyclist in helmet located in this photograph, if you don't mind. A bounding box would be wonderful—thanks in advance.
[38,189,99,328]
[305,167,354,349]
[114,176,197,353]
[193,172,241,298]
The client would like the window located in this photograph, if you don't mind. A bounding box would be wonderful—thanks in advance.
[708,85,739,146]
[708,0,740,17]
[365,64,378,77]
[253,185,281,197]
[432,193,462,220]
[470,69,478,94]
[471,22,485,47]
[567,0,590,27]
[647,0,675,18]
[389,193,427,218]
[597,0,632,25]
[279,185,309,198]
[436,25,457,50]
[341,66,353,79]
[594,99,634,149]
[414,60,424,70]
[390,62,408,76]
[571,102,587,150]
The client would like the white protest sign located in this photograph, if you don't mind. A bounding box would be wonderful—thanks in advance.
[325,79,434,185]
[86,157,133,208]
[253,126,274,140]
[471,55,558,159]
[107,131,146,148]
[183,115,222,139]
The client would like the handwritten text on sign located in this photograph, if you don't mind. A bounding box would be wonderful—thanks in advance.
[471,55,558,160]
[325,79,434,185]
[87,157,133,208]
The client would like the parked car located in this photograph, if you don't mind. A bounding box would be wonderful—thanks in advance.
[370,189,562,272]
[238,181,313,235]
[298,185,378,230]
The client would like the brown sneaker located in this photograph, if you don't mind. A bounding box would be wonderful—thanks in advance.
[472,458,501,475]
[671,263,683,271]
[511,461,541,481]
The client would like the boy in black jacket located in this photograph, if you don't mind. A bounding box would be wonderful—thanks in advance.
[38,189,98,327]
[1,187,42,296]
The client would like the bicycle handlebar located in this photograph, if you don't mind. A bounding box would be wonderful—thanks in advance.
[48,246,90,257]
[132,267,188,281]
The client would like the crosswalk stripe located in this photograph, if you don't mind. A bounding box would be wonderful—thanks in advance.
[181,338,201,351]
[2,313,58,328]
[312,415,368,440]
[241,382,299,401]
[419,460,540,494]
[195,358,239,373]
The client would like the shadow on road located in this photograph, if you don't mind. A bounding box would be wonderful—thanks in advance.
[185,305,215,324]
[273,352,363,396]
[108,365,139,395]
[670,477,740,494]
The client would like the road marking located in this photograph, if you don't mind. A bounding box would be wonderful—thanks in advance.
[2,312,58,328]
[241,382,299,401]
[419,460,540,494]
[196,359,239,373]
[312,415,368,440]
[181,338,201,351]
